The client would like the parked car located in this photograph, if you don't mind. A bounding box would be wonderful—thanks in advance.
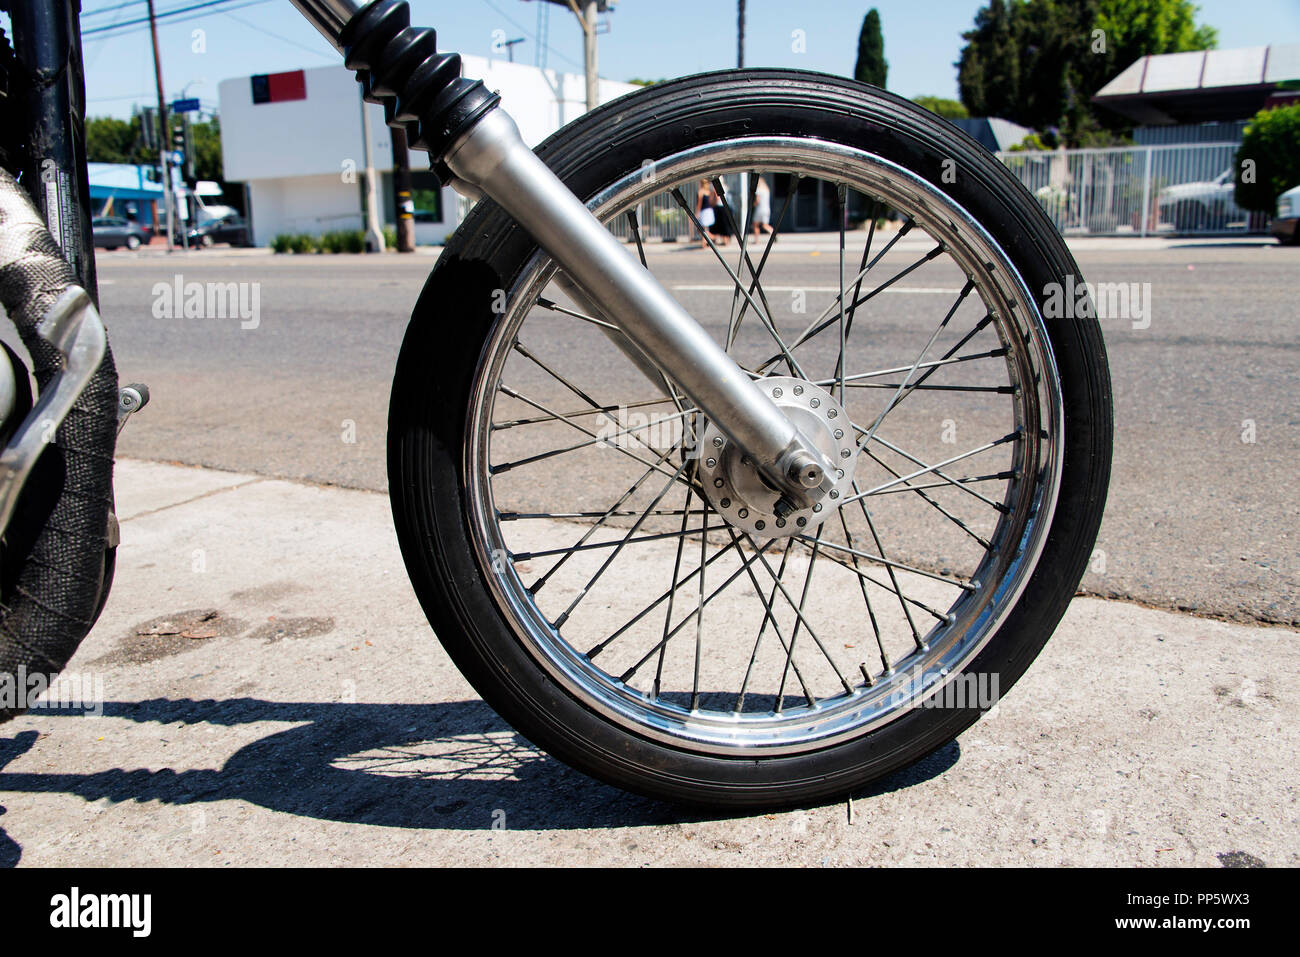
[1271,184,1299,245]
[1157,168,1239,231]
[91,216,151,250]
[180,214,252,248]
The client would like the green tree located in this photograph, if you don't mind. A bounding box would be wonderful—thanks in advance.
[957,0,1217,145]
[854,9,887,88]
[86,114,152,165]
[912,96,969,119]
[189,116,224,182]
[86,112,226,184]
[1235,104,1300,214]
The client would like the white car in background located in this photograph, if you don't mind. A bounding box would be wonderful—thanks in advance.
[1157,168,1240,231]
[1272,184,1299,245]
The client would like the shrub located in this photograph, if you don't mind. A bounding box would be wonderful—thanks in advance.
[383,226,397,250]
[270,234,293,253]
[1235,104,1300,214]
[912,96,968,120]
[289,233,316,254]
[340,229,365,253]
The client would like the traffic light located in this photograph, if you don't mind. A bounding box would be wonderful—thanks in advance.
[171,125,185,151]
[140,106,158,150]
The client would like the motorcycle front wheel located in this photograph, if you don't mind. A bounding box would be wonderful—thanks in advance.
[388,70,1112,807]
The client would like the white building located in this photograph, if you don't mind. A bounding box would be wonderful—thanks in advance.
[218,57,639,246]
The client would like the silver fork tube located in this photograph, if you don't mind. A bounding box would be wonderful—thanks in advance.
[445,110,832,504]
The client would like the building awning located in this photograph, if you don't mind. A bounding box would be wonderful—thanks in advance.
[1094,44,1300,124]
[87,162,168,200]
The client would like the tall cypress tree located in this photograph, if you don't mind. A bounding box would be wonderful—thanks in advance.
[854,9,887,88]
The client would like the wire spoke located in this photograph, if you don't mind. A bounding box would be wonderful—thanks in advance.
[743,529,854,697]
[535,295,620,331]
[836,183,848,402]
[811,545,952,622]
[844,431,1020,503]
[551,457,691,628]
[655,488,698,697]
[857,501,925,647]
[859,446,994,549]
[856,279,976,449]
[727,174,799,351]
[500,507,703,521]
[496,385,692,492]
[710,177,796,379]
[810,345,1010,389]
[670,186,806,377]
[723,528,819,708]
[493,394,677,431]
[776,528,824,711]
[760,241,945,370]
[513,519,734,562]
[612,535,765,680]
[723,171,760,338]
[522,437,685,594]
[754,222,925,372]
[836,507,889,678]
[587,532,744,661]
[860,431,1013,513]
[734,537,796,712]
[491,405,696,473]
[794,532,975,591]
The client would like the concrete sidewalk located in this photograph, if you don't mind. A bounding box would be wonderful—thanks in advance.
[0,459,1293,867]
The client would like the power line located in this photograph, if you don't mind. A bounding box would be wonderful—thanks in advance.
[82,0,149,17]
[83,0,270,37]
[224,9,334,60]
[478,0,582,70]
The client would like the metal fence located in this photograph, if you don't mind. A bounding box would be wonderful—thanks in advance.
[451,174,747,244]
[995,142,1264,236]
[451,145,1264,241]
[605,172,747,243]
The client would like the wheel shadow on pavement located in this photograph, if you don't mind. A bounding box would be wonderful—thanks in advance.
[0,696,958,852]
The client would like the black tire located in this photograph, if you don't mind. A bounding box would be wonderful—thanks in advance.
[388,70,1112,807]
[1170,200,1208,232]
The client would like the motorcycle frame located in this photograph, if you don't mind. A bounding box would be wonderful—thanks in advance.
[4,0,98,303]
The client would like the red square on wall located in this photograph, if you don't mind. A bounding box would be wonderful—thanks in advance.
[252,69,307,104]
[266,70,307,102]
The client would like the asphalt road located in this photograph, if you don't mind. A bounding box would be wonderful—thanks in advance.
[86,238,1299,626]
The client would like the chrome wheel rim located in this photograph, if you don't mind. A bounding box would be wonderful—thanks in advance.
[465,137,1064,755]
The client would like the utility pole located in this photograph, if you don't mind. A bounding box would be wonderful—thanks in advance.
[358,88,385,252]
[146,0,173,251]
[568,0,599,112]
[391,126,415,253]
[503,37,525,62]
[737,0,745,68]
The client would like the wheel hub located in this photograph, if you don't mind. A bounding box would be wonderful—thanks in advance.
[698,376,859,538]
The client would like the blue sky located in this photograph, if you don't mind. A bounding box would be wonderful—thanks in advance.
[58,0,1300,119]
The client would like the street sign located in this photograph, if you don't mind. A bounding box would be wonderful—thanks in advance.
[171,97,200,114]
